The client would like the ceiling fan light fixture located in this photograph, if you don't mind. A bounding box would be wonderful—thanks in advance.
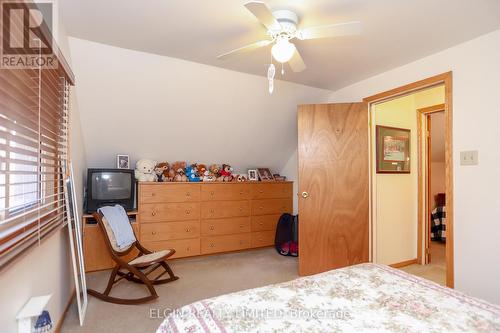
[271,38,296,63]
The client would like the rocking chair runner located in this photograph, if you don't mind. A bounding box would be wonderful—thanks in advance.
[87,211,179,305]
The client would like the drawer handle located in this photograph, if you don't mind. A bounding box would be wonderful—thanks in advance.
[210,226,215,230]
[186,192,191,197]
[210,191,214,195]
[239,224,244,228]
[259,206,263,210]
[210,243,215,248]
[259,190,263,193]
[186,247,191,251]
[259,222,263,226]
[151,231,156,235]
[210,209,214,213]
[151,193,156,196]
[239,207,243,211]
[185,228,191,232]
[151,211,157,216]
[186,210,191,215]
[239,191,243,195]
[239,240,244,245]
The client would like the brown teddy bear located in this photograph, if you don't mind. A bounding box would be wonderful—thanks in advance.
[164,164,175,182]
[172,161,188,182]
[197,164,207,177]
[154,162,169,182]
[209,164,222,181]
[220,164,233,182]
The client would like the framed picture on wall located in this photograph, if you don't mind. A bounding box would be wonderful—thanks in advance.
[117,154,130,169]
[376,125,411,173]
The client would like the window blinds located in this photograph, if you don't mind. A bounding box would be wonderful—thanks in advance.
[0,66,71,269]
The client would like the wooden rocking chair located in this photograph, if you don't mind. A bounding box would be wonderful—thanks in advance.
[87,211,179,304]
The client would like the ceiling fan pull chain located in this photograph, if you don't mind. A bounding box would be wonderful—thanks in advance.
[267,63,275,94]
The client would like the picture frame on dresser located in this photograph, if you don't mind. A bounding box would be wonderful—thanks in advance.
[257,168,274,181]
[248,169,258,181]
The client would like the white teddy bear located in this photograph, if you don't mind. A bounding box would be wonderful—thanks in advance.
[134,159,157,182]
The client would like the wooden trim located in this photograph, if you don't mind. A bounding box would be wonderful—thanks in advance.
[426,115,432,264]
[389,258,418,268]
[54,287,75,333]
[418,103,445,115]
[363,72,451,103]
[364,71,454,288]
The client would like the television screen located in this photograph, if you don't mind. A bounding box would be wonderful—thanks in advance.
[91,171,132,200]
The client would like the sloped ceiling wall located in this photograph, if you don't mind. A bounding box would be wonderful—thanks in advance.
[68,37,333,177]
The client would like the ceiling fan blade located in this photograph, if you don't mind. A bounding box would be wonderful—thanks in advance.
[288,48,306,72]
[217,40,272,60]
[298,21,362,40]
[244,1,281,31]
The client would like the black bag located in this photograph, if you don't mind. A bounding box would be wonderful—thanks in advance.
[274,213,299,257]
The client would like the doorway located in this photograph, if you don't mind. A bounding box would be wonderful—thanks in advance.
[364,72,453,288]
[418,104,446,277]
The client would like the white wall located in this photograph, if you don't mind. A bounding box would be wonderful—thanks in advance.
[372,95,419,265]
[0,6,88,331]
[67,37,332,185]
[329,28,500,304]
[372,87,444,265]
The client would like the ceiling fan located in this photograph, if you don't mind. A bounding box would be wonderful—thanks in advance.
[217,1,362,74]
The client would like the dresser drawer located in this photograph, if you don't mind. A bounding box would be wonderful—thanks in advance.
[140,184,200,203]
[201,200,250,219]
[251,199,292,216]
[140,221,200,242]
[201,184,250,201]
[201,233,251,254]
[251,214,280,231]
[201,217,250,236]
[251,183,292,199]
[140,203,200,222]
[251,231,275,248]
[142,239,200,259]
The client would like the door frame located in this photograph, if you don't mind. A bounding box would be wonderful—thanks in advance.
[363,72,454,288]
[417,104,445,265]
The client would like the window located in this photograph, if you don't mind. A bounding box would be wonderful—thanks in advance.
[0,67,70,269]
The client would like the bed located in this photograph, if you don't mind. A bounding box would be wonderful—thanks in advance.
[431,193,446,242]
[157,263,500,333]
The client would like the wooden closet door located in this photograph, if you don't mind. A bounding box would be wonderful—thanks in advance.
[298,103,369,276]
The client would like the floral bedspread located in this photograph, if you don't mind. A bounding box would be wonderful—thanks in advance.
[157,263,500,333]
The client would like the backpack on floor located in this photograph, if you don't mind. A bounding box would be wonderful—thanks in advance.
[274,213,299,257]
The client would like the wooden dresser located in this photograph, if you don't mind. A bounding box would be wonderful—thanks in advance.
[83,181,293,271]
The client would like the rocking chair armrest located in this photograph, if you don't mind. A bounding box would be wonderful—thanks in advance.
[135,241,153,255]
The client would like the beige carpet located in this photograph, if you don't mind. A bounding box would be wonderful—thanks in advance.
[61,248,298,333]
[400,241,446,285]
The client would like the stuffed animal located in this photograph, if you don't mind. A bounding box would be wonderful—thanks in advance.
[154,162,169,182]
[209,164,222,181]
[197,164,207,177]
[164,165,175,182]
[135,159,157,182]
[202,169,215,182]
[234,174,247,182]
[186,163,201,182]
[220,164,233,182]
[172,161,188,182]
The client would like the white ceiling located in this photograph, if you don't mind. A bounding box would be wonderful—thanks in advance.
[60,0,500,90]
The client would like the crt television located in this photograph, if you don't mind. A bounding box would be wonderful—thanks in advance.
[86,168,135,213]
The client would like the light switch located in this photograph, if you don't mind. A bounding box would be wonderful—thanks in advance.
[460,150,478,166]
